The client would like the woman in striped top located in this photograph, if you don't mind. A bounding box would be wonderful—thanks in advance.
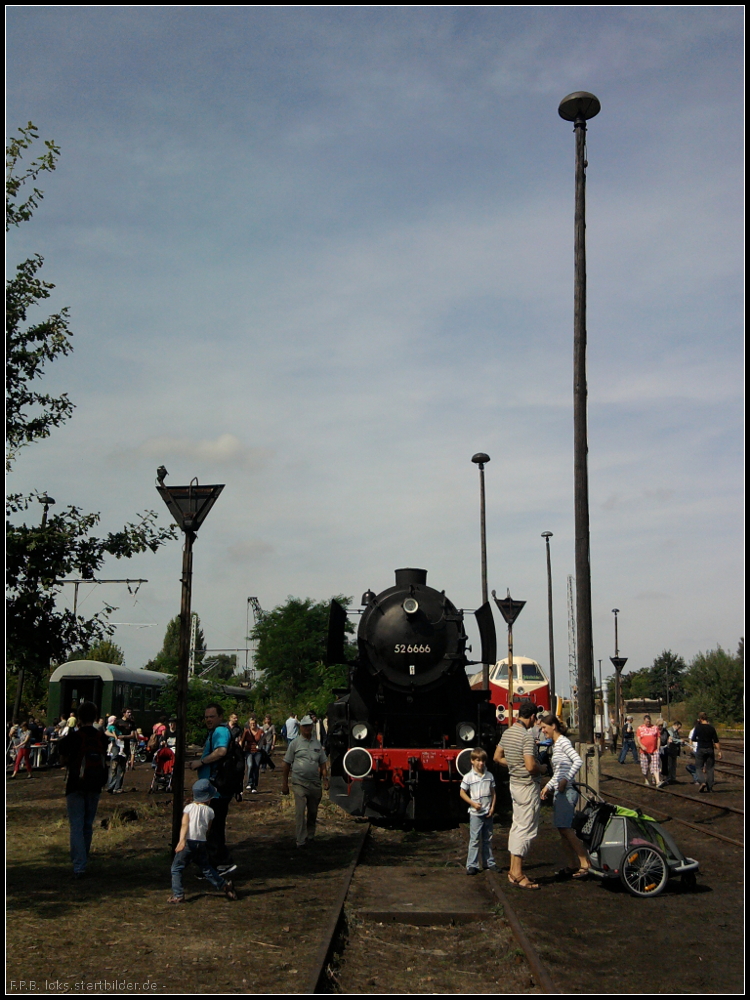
[539,714,590,878]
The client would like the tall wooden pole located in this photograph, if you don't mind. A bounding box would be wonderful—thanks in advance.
[542,532,556,708]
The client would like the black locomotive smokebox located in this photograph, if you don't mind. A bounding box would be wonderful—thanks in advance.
[394,567,427,587]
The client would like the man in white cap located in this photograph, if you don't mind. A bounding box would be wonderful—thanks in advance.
[281,715,328,848]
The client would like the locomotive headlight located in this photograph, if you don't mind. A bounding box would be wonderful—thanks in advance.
[402,597,419,614]
[457,723,476,743]
[352,723,368,741]
[344,747,373,779]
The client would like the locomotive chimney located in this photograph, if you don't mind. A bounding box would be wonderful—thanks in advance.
[395,568,427,588]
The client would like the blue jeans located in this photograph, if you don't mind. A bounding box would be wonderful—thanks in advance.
[618,739,638,764]
[66,792,101,873]
[467,812,495,871]
[107,755,126,792]
[171,841,227,898]
[245,751,262,789]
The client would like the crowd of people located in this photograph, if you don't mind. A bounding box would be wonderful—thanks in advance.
[9,697,724,903]
[617,711,722,792]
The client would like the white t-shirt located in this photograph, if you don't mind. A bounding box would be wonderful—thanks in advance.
[183,801,215,842]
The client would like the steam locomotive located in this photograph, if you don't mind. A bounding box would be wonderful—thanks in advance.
[325,568,497,824]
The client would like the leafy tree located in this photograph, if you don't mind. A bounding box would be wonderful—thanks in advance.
[649,650,687,703]
[144,615,206,675]
[683,644,743,725]
[608,650,687,706]
[6,123,73,468]
[198,653,237,682]
[64,639,124,664]
[251,596,356,714]
[5,124,176,719]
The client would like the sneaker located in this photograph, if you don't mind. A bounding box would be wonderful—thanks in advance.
[217,863,237,876]
[466,867,480,876]
[246,785,253,790]
[251,788,258,794]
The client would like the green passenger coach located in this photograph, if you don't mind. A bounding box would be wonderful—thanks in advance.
[48,661,171,729]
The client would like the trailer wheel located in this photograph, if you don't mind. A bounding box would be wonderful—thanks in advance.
[619,846,669,897]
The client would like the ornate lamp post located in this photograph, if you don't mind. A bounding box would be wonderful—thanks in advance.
[610,608,628,735]
[559,90,601,743]
[492,589,526,725]
[157,469,224,848]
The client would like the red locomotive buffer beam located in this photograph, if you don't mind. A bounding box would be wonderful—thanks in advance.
[341,746,472,788]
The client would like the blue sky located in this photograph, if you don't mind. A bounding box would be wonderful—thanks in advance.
[7,7,743,692]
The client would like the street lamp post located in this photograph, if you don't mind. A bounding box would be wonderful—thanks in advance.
[471,453,491,689]
[610,608,628,736]
[157,470,224,849]
[541,532,556,709]
[559,90,601,744]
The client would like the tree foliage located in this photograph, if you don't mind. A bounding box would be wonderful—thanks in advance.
[5,124,177,705]
[608,641,743,726]
[683,643,743,725]
[250,595,356,716]
[199,653,237,682]
[82,640,125,665]
[144,615,206,675]
[608,649,687,705]
[6,123,74,466]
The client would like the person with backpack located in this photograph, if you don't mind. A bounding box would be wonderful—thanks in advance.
[57,701,109,878]
[187,702,239,876]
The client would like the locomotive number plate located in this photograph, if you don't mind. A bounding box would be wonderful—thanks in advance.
[394,644,431,653]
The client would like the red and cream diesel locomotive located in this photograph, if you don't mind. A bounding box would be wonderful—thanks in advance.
[480,656,560,723]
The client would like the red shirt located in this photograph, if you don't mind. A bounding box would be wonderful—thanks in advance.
[240,726,263,752]
[637,724,660,754]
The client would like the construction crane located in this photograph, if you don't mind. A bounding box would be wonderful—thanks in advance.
[245,596,266,682]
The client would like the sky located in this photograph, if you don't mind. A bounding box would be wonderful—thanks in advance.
[6,6,744,696]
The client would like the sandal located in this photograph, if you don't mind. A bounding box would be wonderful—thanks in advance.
[508,873,540,890]
[223,880,238,901]
[571,867,590,879]
[166,896,184,904]
[554,866,577,877]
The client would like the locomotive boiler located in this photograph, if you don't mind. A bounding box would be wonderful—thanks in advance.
[325,567,497,824]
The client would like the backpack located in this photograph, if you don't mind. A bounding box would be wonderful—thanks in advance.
[71,728,108,792]
[211,728,246,797]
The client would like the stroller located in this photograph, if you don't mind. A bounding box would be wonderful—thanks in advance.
[572,783,699,897]
[148,745,175,793]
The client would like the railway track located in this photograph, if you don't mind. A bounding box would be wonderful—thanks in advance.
[599,770,743,849]
[305,824,554,994]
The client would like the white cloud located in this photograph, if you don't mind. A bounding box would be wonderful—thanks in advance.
[109,434,271,471]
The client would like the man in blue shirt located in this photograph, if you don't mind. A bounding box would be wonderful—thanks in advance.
[188,702,236,875]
